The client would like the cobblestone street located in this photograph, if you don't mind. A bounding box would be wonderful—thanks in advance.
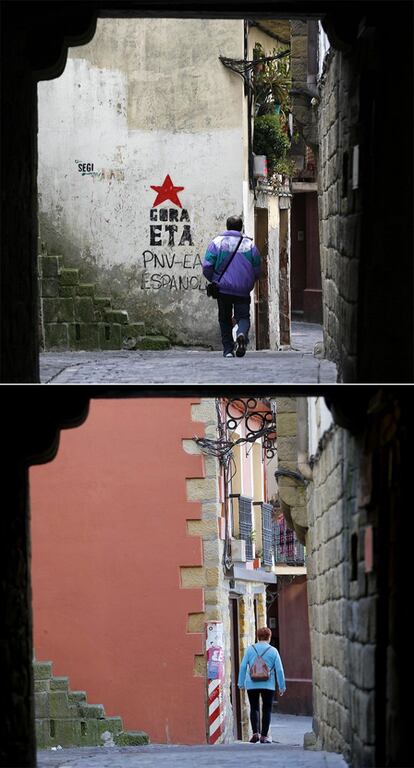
[39,322,337,384]
[37,715,348,768]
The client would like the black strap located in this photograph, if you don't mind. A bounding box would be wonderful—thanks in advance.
[251,644,275,672]
[216,236,243,283]
[252,645,271,660]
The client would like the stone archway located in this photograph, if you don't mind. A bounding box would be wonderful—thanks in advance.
[1,1,412,382]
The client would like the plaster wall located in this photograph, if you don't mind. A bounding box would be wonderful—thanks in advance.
[30,398,208,744]
[37,19,246,346]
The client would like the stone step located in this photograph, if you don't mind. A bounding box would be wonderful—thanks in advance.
[78,703,106,719]
[68,691,87,704]
[133,335,171,350]
[114,730,150,746]
[40,255,62,278]
[104,308,129,324]
[33,661,53,681]
[77,283,96,298]
[93,297,112,308]
[59,267,80,286]
[50,677,69,692]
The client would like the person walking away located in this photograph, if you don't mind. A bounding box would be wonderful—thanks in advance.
[238,626,286,743]
[202,216,261,358]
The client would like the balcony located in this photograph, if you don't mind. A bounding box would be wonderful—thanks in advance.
[273,514,305,567]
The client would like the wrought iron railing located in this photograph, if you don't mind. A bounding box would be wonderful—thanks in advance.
[238,495,253,560]
[261,502,273,566]
[272,514,305,565]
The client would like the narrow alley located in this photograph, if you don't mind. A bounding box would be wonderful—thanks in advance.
[37,714,346,768]
[39,322,336,383]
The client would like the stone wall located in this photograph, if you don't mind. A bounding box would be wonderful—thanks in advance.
[185,399,269,743]
[317,50,360,380]
[306,423,376,766]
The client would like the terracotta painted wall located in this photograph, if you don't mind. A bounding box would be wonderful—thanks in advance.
[30,398,207,744]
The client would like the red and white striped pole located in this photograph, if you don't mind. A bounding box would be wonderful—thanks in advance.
[206,621,224,744]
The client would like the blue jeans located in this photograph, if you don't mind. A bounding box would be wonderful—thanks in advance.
[217,293,251,355]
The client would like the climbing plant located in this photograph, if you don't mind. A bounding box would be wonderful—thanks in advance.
[253,42,295,178]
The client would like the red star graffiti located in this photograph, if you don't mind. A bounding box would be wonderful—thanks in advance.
[150,174,184,208]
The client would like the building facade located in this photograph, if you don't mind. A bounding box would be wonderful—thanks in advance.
[37,19,292,352]
[30,397,304,746]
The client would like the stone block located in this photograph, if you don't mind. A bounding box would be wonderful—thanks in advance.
[78,703,106,719]
[187,519,218,539]
[133,335,170,350]
[74,297,95,323]
[41,278,59,298]
[68,323,100,350]
[35,719,50,748]
[43,298,74,323]
[77,283,95,297]
[52,718,82,746]
[114,731,149,746]
[34,661,53,680]
[276,412,297,437]
[204,587,220,605]
[187,612,206,633]
[41,255,61,278]
[186,477,217,502]
[104,309,129,324]
[124,322,146,337]
[59,285,77,298]
[96,717,123,736]
[34,679,50,693]
[44,323,69,350]
[291,36,308,60]
[193,654,206,677]
[206,567,220,587]
[49,691,71,718]
[50,677,69,691]
[180,566,206,588]
[35,692,49,719]
[68,691,87,704]
[93,297,112,320]
[98,323,122,350]
[275,397,296,413]
[59,268,79,286]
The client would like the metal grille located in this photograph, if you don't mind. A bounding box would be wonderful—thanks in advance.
[239,496,253,560]
[261,503,273,566]
[273,514,305,565]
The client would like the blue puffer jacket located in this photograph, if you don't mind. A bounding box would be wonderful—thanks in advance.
[202,230,261,298]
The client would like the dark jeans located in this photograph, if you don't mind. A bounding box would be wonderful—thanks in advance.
[247,688,274,736]
[217,293,251,355]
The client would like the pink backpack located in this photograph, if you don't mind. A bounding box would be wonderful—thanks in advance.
[249,646,273,681]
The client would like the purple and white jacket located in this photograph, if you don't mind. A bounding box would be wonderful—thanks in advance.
[202,230,261,298]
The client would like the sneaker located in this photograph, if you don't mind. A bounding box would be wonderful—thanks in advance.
[260,735,272,743]
[235,333,246,357]
[224,351,234,358]
[249,733,260,743]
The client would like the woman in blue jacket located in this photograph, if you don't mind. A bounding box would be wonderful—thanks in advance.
[238,626,286,743]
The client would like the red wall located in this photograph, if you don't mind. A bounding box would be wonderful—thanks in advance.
[30,398,207,744]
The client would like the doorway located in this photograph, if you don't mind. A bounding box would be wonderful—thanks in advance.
[254,208,270,350]
[229,596,242,740]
